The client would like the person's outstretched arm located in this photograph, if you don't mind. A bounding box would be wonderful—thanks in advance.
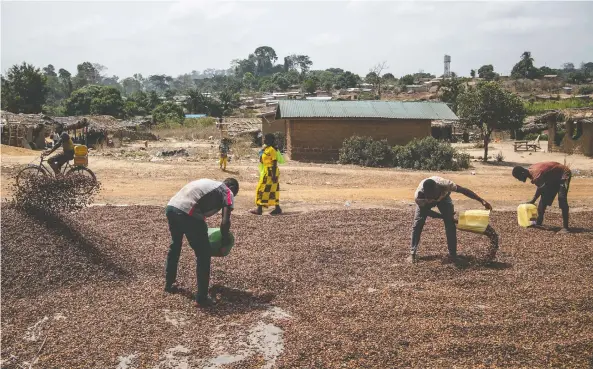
[455,185,492,210]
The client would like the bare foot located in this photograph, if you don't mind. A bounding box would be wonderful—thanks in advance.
[406,255,416,264]
[556,228,570,234]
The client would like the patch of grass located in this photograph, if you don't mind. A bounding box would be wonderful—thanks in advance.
[524,99,593,115]
[231,137,257,160]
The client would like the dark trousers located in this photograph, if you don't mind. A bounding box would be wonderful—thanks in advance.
[410,195,457,256]
[538,177,570,229]
[165,206,211,301]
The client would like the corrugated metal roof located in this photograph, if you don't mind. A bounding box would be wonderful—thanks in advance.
[276,100,458,120]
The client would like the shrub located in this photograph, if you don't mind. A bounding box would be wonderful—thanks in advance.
[496,151,504,162]
[339,136,469,171]
[152,102,184,124]
[184,117,216,128]
[338,136,393,167]
[393,137,464,171]
[523,133,548,141]
[578,85,593,95]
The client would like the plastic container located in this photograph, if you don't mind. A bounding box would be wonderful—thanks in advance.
[74,145,88,156]
[457,210,490,234]
[517,204,538,228]
[73,156,88,166]
[208,228,235,257]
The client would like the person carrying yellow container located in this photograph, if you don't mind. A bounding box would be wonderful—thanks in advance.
[512,162,571,233]
[408,176,492,264]
[44,124,74,175]
[251,133,283,215]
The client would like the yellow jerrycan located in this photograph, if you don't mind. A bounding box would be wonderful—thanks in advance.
[457,210,490,234]
[517,204,538,228]
[74,145,89,167]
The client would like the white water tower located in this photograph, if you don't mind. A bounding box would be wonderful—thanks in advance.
[444,55,451,77]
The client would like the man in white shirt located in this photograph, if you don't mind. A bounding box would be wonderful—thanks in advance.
[409,176,492,263]
[165,178,239,307]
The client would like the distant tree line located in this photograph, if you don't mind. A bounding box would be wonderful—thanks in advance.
[1,47,591,126]
[468,51,593,83]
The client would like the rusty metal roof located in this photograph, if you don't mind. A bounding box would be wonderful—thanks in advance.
[276,100,458,120]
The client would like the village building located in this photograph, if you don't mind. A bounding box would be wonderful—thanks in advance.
[275,100,458,161]
[1,111,58,149]
[549,109,593,156]
[521,108,593,157]
[258,111,286,136]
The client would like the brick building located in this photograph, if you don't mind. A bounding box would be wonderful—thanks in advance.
[275,100,458,162]
[258,111,286,136]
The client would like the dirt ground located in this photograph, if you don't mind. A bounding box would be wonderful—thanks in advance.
[2,140,593,213]
[2,140,593,368]
[2,206,592,368]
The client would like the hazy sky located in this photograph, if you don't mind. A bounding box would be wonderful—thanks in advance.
[2,1,592,79]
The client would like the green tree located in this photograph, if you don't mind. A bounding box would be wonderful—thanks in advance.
[73,61,102,88]
[382,73,396,81]
[272,73,290,91]
[152,102,185,124]
[302,78,317,94]
[283,54,313,77]
[511,51,540,79]
[64,85,124,117]
[365,72,380,88]
[566,70,587,84]
[581,62,593,77]
[242,72,256,90]
[122,77,142,96]
[477,64,498,81]
[562,62,575,72]
[458,82,526,161]
[399,74,415,86]
[43,64,57,77]
[232,54,257,77]
[539,66,555,75]
[470,69,476,78]
[218,89,239,115]
[164,89,176,101]
[58,68,73,97]
[438,77,466,114]
[253,46,278,76]
[148,91,160,111]
[335,71,360,89]
[1,62,48,113]
[147,75,173,93]
[125,90,151,116]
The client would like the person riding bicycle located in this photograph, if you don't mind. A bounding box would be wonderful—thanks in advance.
[44,124,75,175]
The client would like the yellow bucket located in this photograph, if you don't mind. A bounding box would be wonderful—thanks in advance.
[457,210,490,234]
[74,156,88,167]
[517,204,538,228]
[74,145,88,156]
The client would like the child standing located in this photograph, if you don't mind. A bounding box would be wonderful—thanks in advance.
[219,138,230,171]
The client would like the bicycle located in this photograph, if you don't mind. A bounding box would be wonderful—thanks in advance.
[16,153,98,195]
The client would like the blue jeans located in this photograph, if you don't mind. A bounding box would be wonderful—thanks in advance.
[410,195,457,256]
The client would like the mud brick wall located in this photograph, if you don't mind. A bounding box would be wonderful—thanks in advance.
[261,116,286,135]
[286,119,431,162]
[549,121,593,157]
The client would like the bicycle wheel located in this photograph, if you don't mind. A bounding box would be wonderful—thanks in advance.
[66,166,98,195]
[15,165,49,188]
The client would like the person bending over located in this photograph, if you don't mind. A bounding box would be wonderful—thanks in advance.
[408,176,492,263]
[512,162,571,233]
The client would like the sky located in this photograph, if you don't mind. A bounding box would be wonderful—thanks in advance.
[2,1,593,79]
